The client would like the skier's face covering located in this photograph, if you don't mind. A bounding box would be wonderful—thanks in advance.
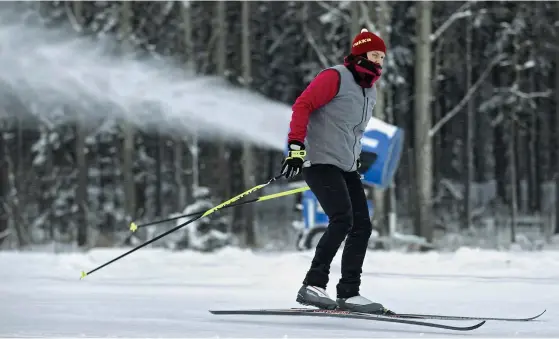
[343,52,384,88]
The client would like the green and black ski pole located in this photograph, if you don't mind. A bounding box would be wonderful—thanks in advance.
[80,174,287,279]
[128,185,309,232]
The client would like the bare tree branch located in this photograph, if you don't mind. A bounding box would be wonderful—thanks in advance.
[510,88,552,100]
[317,1,351,23]
[430,2,473,42]
[360,2,377,33]
[65,1,83,33]
[303,26,330,69]
[0,227,9,240]
[429,54,504,138]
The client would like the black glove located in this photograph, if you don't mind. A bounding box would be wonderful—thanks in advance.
[281,141,306,179]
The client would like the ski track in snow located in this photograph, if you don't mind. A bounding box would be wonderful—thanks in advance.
[0,247,557,338]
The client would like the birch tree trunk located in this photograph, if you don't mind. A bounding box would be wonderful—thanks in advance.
[370,1,392,245]
[174,139,186,209]
[241,0,256,247]
[155,131,163,218]
[44,129,54,241]
[555,1,559,234]
[73,0,88,247]
[75,121,88,246]
[509,119,518,243]
[528,48,539,213]
[0,128,8,246]
[349,1,361,38]
[413,1,434,244]
[509,34,521,244]
[214,1,231,200]
[120,1,136,226]
[462,15,473,231]
[180,1,194,205]
[216,1,226,76]
[12,67,26,247]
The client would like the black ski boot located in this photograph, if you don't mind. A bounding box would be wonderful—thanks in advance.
[336,295,394,315]
[296,285,338,310]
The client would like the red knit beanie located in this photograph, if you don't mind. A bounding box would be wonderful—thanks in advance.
[351,28,386,56]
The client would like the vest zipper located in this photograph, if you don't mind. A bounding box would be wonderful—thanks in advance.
[351,88,367,171]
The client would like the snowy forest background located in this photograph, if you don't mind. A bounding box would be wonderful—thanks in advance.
[0,1,558,252]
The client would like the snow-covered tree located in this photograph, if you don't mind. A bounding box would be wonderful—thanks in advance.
[0,1,557,250]
[163,186,230,252]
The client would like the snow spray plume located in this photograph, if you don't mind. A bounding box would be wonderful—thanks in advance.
[80,174,284,279]
[0,5,290,150]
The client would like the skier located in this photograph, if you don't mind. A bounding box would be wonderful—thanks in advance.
[281,28,390,314]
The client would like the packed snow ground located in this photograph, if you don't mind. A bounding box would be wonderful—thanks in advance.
[1,247,557,338]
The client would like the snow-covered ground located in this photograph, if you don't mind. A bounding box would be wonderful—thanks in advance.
[1,247,557,338]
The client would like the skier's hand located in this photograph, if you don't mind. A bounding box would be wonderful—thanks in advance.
[356,158,366,175]
[281,141,306,179]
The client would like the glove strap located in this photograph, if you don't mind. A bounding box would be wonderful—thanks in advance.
[288,150,306,158]
[287,141,306,159]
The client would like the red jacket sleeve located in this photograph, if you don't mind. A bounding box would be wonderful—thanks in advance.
[287,69,340,143]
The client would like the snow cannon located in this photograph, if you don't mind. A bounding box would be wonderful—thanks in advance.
[358,117,404,190]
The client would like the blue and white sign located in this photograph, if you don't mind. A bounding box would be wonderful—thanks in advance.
[360,117,404,189]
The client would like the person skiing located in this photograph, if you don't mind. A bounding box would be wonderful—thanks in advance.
[281,28,391,315]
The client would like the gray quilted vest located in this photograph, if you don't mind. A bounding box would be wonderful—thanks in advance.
[304,64,377,172]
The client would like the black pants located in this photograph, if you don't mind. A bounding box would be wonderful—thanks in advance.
[302,164,373,299]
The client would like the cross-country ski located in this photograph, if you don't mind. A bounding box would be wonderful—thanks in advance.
[209,308,487,332]
[390,308,547,322]
[210,307,546,322]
